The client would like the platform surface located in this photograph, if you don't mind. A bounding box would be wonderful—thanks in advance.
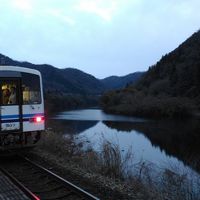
[0,171,30,200]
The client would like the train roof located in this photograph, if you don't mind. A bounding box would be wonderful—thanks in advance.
[0,66,41,76]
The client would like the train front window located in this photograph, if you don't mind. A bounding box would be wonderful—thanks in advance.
[22,73,41,104]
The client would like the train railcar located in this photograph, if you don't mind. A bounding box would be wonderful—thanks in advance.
[0,66,45,150]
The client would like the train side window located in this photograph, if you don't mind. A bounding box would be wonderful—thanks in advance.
[1,82,18,105]
[22,73,41,104]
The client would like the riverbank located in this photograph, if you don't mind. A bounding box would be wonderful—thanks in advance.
[30,149,136,200]
[31,129,139,200]
[32,129,200,200]
[101,89,197,119]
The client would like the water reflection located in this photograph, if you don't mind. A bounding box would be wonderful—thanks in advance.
[53,109,146,122]
[49,109,200,174]
[104,120,200,172]
[77,121,177,166]
[46,119,98,134]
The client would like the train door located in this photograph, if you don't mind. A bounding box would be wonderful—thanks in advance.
[0,79,22,132]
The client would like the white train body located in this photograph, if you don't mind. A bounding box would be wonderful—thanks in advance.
[0,66,45,150]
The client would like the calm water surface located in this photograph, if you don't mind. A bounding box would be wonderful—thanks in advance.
[49,109,200,175]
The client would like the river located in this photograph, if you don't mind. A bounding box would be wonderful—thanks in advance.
[48,108,200,176]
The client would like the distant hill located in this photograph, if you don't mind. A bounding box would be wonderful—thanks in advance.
[0,53,143,94]
[0,54,105,94]
[101,30,200,118]
[101,72,144,90]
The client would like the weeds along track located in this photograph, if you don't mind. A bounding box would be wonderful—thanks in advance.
[0,155,100,200]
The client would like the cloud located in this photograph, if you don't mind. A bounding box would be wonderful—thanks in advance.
[11,0,33,12]
[47,9,76,26]
[75,0,118,22]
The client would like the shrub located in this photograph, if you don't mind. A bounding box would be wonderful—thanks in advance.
[101,89,194,118]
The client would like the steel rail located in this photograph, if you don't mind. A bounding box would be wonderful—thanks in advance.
[0,155,100,200]
[0,167,40,200]
[22,156,100,200]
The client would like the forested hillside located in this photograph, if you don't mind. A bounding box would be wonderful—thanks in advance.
[137,30,200,98]
[101,30,200,118]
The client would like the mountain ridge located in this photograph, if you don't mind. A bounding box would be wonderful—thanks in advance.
[101,72,143,90]
[0,53,143,94]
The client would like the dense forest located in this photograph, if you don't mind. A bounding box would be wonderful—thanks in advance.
[44,92,99,115]
[101,30,200,118]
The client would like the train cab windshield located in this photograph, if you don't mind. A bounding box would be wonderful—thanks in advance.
[22,72,41,105]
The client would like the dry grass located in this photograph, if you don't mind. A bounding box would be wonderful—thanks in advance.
[39,129,83,157]
[99,140,133,180]
[39,130,200,200]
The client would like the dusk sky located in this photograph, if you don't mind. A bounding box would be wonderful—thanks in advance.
[0,0,200,78]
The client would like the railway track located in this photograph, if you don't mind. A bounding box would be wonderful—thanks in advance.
[0,156,100,200]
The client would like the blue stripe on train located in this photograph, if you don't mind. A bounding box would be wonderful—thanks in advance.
[23,113,44,118]
[1,113,44,122]
[1,113,44,120]
[1,115,19,119]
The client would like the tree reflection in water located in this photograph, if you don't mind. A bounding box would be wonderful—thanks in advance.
[103,119,200,173]
[47,119,98,134]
